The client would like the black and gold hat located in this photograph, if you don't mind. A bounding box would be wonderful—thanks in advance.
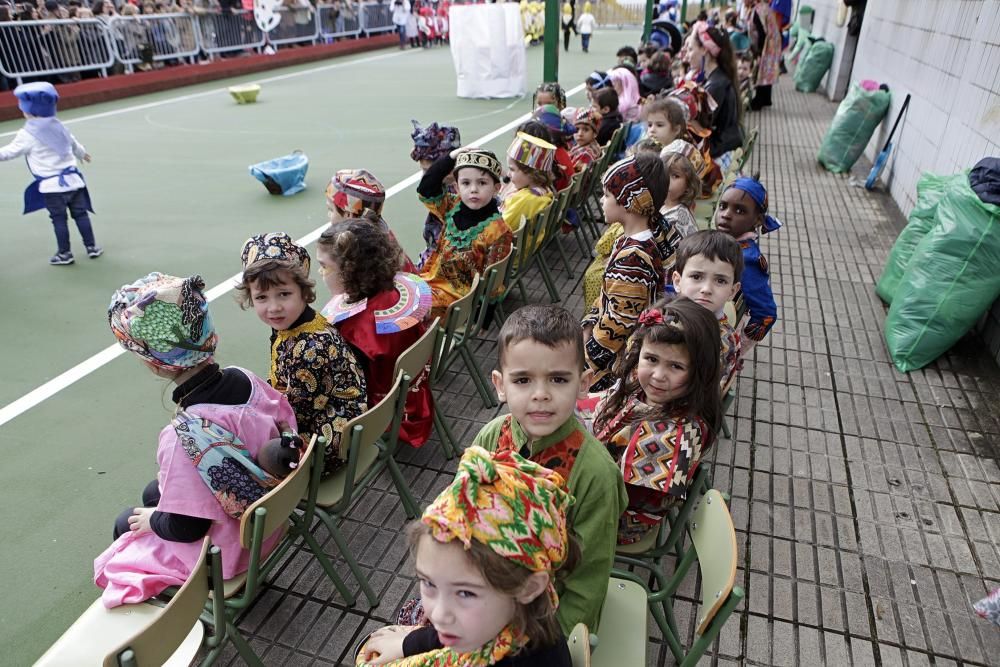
[452,148,503,183]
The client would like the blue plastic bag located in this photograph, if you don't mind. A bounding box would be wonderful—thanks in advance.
[249,151,309,196]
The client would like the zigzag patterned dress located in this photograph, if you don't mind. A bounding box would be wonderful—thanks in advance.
[578,393,711,545]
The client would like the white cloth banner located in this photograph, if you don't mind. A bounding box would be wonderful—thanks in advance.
[448,4,526,99]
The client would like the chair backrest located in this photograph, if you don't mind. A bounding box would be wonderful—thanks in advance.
[691,489,738,635]
[239,434,318,550]
[440,272,481,336]
[567,623,591,667]
[105,538,213,667]
[480,243,515,311]
[392,317,441,384]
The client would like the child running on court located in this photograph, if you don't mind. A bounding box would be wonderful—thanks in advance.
[671,230,744,392]
[358,446,576,666]
[410,120,462,262]
[96,272,295,607]
[237,233,367,476]
[582,154,668,391]
[317,220,434,447]
[578,297,722,544]
[472,305,627,634]
[416,147,513,319]
[0,82,101,265]
[714,176,780,346]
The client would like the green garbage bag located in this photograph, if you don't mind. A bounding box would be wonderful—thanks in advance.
[817,82,890,173]
[884,176,1000,372]
[876,172,967,303]
[794,39,834,92]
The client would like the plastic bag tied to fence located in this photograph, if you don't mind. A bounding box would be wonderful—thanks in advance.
[883,161,1000,373]
[817,81,890,174]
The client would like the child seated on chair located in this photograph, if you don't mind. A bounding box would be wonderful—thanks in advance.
[410,120,462,265]
[499,131,556,245]
[533,80,568,109]
[237,233,367,476]
[359,446,577,666]
[714,176,780,349]
[593,87,622,146]
[569,107,603,171]
[95,273,296,607]
[638,96,687,151]
[577,298,722,545]
[660,140,704,239]
[532,104,577,191]
[671,231,744,392]
[470,305,627,635]
[416,147,513,320]
[317,220,434,448]
[582,154,668,391]
[325,168,417,272]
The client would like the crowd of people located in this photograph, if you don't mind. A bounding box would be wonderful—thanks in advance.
[9,3,795,664]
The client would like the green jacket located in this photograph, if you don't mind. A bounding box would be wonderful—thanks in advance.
[473,414,628,634]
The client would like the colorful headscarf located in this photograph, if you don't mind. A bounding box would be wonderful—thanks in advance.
[453,148,504,183]
[608,67,641,121]
[357,626,524,667]
[533,103,575,136]
[326,169,386,217]
[241,232,311,272]
[696,23,721,57]
[729,177,782,233]
[422,446,572,601]
[410,120,462,163]
[574,107,602,131]
[602,156,655,218]
[108,272,217,372]
[507,131,556,173]
[14,81,58,117]
[661,139,706,176]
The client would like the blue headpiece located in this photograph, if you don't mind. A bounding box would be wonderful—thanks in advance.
[730,176,782,234]
[586,70,610,89]
[14,82,59,118]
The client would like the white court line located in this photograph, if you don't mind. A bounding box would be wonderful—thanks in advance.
[0,82,586,428]
[0,49,407,138]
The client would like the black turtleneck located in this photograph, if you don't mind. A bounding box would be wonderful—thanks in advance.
[417,155,501,231]
[270,305,317,347]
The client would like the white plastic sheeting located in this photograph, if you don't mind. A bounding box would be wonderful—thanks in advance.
[448,4,526,99]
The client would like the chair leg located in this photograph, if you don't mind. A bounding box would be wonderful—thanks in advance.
[459,345,497,408]
[652,602,685,664]
[293,515,357,605]
[226,620,265,667]
[721,415,732,438]
[535,254,561,303]
[384,456,420,519]
[432,406,459,459]
[552,233,575,278]
[316,509,381,608]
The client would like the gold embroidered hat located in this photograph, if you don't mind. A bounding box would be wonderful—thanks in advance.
[241,232,310,273]
[452,148,504,183]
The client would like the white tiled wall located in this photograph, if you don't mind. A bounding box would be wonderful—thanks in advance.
[793,1,1000,362]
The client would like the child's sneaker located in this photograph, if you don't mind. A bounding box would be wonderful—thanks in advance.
[49,252,74,266]
[86,245,104,259]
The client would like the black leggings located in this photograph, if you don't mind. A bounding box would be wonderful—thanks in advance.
[112,480,160,540]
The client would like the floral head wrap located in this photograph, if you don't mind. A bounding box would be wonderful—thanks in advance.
[602,156,655,218]
[422,446,573,602]
[661,138,707,176]
[326,168,386,217]
[241,232,311,273]
[410,120,461,163]
[574,107,602,131]
[108,272,216,372]
[729,176,783,233]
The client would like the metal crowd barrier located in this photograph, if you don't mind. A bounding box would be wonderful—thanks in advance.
[317,3,362,41]
[268,7,320,47]
[0,18,115,84]
[592,0,646,28]
[359,1,394,35]
[108,14,200,70]
[195,8,265,56]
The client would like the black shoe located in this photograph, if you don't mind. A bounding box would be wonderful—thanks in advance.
[86,245,104,259]
[49,252,74,266]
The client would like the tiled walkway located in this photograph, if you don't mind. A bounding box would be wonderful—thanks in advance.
[224,78,1000,666]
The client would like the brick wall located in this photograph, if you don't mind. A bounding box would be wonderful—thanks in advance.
[794,0,1000,364]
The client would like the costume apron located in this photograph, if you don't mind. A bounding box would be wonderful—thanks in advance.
[23,163,94,215]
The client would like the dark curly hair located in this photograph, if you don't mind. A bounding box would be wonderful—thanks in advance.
[317,218,399,303]
[594,296,722,437]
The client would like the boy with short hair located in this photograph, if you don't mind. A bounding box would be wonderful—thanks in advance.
[593,87,622,146]
[416,146,513,319]
[672,230,744,392]
[474,304,627,635]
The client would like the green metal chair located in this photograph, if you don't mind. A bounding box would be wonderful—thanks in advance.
[591,576,647,667]
[36,538,216,667]
[539,185,576,278]
[301,374,420,609]
[491,222,527,323]
[433,272,497,408]
[613,490,745,667]
[392,317,459,460]
[567,623,592,667]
